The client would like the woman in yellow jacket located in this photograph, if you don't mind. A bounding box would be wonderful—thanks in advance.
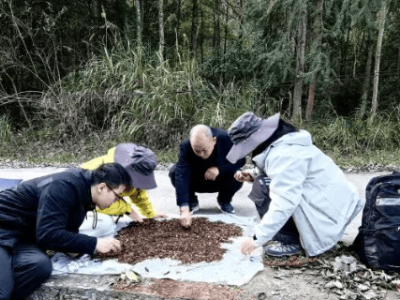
[81,143,166,222]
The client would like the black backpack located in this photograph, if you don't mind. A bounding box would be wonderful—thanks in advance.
[353,172,400,273]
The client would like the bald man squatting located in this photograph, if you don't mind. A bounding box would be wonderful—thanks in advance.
[169,125,246,227]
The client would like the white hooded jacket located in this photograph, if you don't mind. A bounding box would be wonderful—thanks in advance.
[252,130,364,256]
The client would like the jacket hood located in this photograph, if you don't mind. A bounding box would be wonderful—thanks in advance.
[272,129,312,147]
[252,130,313,169]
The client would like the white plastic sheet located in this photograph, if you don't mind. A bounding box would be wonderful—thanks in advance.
[51,213,264,286]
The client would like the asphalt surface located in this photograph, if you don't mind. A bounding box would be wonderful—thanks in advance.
[0,168,391,246]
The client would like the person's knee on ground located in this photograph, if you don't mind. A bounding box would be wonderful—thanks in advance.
[12,248,52,300]
[0,246,13,300]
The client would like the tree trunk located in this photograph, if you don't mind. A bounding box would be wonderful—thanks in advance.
[344,28,351,86]
[223,2,228,83]
[200,8,204,64]
[358,40,373,119]
[397,45,400,95]
[238,0,244,50]
[306,76,317,121]
[398,46,400,78]
[292,4,307,121]
[135,0,142,46]
[92,0,99,19]
[371,0,388,118]
[190,0,199,58]
[213,0,220,58]
[306,0,323,121]
[158,0,165,60]
[174,0,181,63]
[176,0,181,44]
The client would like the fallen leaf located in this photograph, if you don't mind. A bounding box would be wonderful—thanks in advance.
[360,289,377,299]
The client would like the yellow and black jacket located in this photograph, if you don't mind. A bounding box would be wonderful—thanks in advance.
[81,147,157,218]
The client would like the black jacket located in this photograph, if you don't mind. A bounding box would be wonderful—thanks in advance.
[174,128,246,206]
[0,169,97,254]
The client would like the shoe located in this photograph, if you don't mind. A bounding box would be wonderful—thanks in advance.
[189,203,200,214]
[218,202,235,214]
[264,240,303,257]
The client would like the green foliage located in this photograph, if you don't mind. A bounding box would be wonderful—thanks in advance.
[0,114,12,140]
[0,0,400,169]
[307,114,400,154]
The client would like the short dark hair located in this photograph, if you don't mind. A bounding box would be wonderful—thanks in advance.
[91,163,131,188]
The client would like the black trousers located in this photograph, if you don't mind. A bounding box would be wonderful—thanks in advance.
[0,242,52,300]
[249,174,300,244]
[169,165,243,207]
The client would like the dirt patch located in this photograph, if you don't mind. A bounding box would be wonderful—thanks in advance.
[99,218,242,264]
[114,279,243,300]
[264,255,319,267]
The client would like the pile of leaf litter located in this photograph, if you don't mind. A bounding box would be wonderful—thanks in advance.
[98,218,242,264]
[263,242,400,299]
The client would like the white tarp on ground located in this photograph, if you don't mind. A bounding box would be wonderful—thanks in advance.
[51,213,264,286]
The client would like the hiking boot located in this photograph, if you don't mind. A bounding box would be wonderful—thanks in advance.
[218,202,235,214]
[264,240,303,257]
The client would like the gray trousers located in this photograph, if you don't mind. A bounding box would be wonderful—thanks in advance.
[249,174,300,244]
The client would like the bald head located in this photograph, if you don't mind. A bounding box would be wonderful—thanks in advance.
[190,125,216,159]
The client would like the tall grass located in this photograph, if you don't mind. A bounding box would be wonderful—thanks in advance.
[307,113,400,154]
[38,44,270,150]
[1,44,399,167]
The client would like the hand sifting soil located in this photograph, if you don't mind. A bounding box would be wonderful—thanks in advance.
[98,218,242,264]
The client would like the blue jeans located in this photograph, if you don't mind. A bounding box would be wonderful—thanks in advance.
[0,242,52,300]
[249,174,300,244]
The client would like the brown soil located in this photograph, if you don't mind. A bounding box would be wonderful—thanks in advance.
[114,279,243,300]
[100,218,242,264]
[264,255,319,267]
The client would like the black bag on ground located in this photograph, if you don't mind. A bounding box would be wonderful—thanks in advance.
[352,172,400,273]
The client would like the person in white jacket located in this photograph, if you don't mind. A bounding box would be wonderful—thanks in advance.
[227,112,364,257]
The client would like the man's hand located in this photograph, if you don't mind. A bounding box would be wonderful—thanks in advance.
[153,211,167,219]
[179,206,192,228]
[241,238,257,255]
[96,238,121,254]
[234,171,254,183]
[205,166,219,181]
[129,210,144,223]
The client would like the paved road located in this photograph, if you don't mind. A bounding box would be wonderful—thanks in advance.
[0,168,392,245]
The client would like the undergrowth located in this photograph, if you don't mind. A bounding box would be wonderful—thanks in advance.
[1,45,399,168]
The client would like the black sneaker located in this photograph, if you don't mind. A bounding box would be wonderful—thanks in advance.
[218,202,235,214]
[264,241,303,257]
[189,203,200,214]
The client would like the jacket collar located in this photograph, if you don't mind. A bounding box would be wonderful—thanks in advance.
[71,169,96,211]
[252,130,312,169]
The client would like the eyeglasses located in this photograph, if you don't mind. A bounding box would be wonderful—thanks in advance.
[105,184,127,203]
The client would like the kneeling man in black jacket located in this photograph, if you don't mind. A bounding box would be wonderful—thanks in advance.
[0,163,131,300]
[169,124,246,228]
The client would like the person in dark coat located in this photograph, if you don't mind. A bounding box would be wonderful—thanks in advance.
[169,124,246,228]
[0,163,131,300]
